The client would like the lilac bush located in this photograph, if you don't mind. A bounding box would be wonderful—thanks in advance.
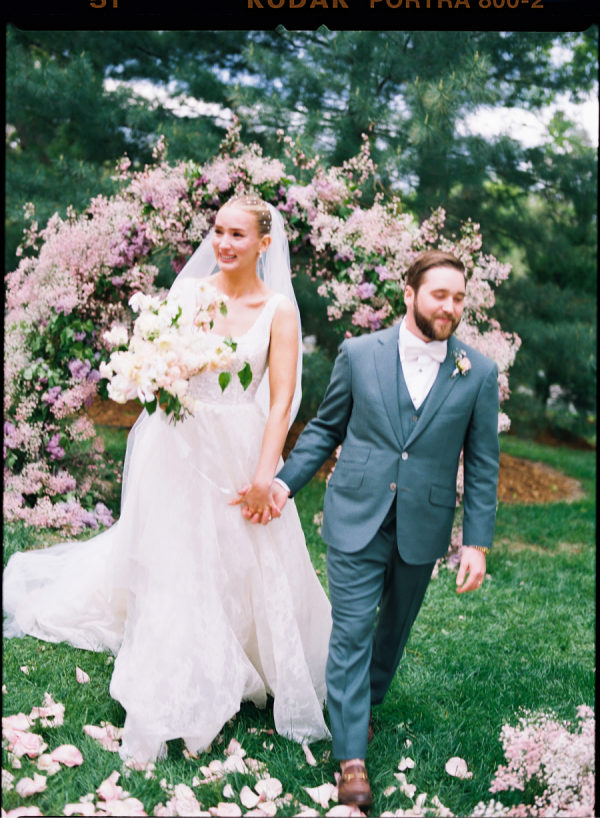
[4,119,520,533]
[472,705,595,817]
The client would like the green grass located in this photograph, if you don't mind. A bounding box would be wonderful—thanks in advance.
[2,434,595,816]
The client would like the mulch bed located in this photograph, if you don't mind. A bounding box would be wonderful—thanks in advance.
[87,398,586,505]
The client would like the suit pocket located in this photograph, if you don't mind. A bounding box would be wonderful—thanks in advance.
[328,468,364,490]
[337,445,370,464]
[429,484,457,508]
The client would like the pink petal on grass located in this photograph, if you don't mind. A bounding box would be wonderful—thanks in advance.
[95,797,147,816]
[20,666,30,675]
[224,738,245,757]
[240,786,261,809]
[4,807,44,817]
[7,730,48,759]
[76,667,91,684]
[222,754,247,774]
[326,806,366,817]
[3,714,33,732]
[208,804,242,817]
[51,745,84,767]
[30,694,65,728]
[2,768,15,791]
[37,753,62,775]
[304,783,338,810]
[254,778,283,801]
[445,756,473,779]
[63,803,99,816]
[293,807,321,817]
[15,773,47,797]
[83,724,122,753]
[302,743,317,766]
[397,757,415,771]
[96,771,128,801]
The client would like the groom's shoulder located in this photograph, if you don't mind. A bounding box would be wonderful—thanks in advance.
[342,324,398,353]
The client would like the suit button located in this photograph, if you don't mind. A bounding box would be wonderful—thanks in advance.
[390,482,397,492]
[401,452,408,461]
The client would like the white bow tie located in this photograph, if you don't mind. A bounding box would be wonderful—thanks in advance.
[402,342,447,364]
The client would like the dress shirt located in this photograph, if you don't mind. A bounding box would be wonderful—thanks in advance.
[399,320,447,410]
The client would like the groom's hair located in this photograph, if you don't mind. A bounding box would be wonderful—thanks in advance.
[406,250,465,293]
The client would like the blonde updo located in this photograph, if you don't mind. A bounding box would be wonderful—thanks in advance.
[222,194,272,237]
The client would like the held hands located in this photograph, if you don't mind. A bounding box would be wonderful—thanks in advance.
[456,547,487,594]
[229,481,289,526]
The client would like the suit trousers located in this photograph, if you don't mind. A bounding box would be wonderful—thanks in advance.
[325,502,435,760]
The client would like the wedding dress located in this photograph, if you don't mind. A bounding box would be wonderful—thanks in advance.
[3,290,332,762]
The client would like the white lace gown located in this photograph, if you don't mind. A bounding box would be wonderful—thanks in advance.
[3,293,332,762]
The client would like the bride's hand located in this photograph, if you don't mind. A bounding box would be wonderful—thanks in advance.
[230,483,281,526]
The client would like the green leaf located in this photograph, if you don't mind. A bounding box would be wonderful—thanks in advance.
[145,397,158,415]
[220,303,228,316]
[219,371,232,392]
[238,362,253,391]
[224,336,237,352]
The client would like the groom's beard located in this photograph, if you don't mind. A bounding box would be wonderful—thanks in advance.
[413,301,461,341]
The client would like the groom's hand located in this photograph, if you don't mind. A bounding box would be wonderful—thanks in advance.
[271,481,290,514]
[456,547,486,594]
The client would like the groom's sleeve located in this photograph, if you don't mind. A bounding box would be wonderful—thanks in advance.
[277,341,354,497]
[461,364,500,549]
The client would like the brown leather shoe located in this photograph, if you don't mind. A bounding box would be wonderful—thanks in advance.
[338,761,373,809]
[367,710,375,743]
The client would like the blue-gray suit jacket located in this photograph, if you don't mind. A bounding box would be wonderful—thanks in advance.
[278,324,500,565]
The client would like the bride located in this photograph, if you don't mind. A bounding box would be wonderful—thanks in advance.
[3,194,332,762]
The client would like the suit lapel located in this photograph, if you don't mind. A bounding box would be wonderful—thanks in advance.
[403,336,460,449]
[374,325,405,449]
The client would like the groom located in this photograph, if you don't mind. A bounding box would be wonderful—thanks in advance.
[271,250,500,808]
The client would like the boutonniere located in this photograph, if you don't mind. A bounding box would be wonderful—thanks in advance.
[451,349,471,378]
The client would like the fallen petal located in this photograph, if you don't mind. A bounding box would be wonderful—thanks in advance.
[240,786,260,809]
[2,713,32,732]
[445,757,473,779]
[302,743,317,766]
[51,745,84,767]
[37,753,62,775]
[2,768,15,791]
[4,808,44,817]
[225,738,245,758]
[20,666,30,675]
[293,808,321,818]
[222,754,247,774]
[400,782,416,799]
[209,803,242,817]
[256,803,277,817]
[222,783,235,799]
[76,667,91,684]
[9,730,48,758]
[15,773,47,797]
[383,786,397,797]
[397,757,415,771]
[97,770,127,801]
[255,778,283,801]
[304,783,337,810]
[326,806,366,817]
[63,803,99,816]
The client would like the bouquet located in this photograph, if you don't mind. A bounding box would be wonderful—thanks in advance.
[99,280,252,423]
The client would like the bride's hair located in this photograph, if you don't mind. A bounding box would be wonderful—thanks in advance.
[222,194,272,237]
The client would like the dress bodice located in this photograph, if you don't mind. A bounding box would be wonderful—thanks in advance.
[187,293,284,406]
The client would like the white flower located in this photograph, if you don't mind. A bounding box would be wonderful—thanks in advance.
[103,324,129,348]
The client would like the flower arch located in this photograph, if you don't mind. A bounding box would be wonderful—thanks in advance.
[4,121,520,533]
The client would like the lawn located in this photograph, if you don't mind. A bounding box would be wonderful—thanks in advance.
[2,434,595,817]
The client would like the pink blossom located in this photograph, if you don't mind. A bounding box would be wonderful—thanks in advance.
[50,744,84,766]
[15,773,47,797]
[76,666,91,683]
[5,729,48,758]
